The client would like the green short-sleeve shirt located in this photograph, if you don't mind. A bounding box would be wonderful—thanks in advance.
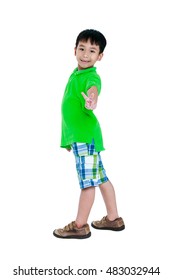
[61,67,105,152]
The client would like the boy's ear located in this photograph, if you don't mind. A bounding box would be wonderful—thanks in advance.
[74,47,76,56]
[98,53,104,61]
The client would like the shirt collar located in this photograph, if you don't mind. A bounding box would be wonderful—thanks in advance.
[73,67,96,75]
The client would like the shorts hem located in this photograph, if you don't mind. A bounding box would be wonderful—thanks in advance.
[79,177,109,189]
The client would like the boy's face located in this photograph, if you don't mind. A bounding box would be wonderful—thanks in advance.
[74,40,103,70]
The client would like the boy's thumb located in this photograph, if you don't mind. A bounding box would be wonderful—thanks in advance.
[81,92,88,100]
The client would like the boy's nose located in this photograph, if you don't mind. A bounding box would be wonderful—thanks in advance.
[83,52,89,58]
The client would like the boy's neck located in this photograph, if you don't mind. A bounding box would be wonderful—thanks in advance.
[77,65,95,71]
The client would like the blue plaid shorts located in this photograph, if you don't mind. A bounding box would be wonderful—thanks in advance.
[72,141,109,189]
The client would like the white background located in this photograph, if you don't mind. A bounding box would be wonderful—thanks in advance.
[0,0,173,279]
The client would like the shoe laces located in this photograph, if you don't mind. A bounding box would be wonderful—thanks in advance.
[100,216,107,223]
[63,221,76,232]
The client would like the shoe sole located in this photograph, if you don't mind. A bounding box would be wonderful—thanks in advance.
[91,223,125,231]
[53,230,91,239]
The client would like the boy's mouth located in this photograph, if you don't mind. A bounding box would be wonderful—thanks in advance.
[81,59,90,63]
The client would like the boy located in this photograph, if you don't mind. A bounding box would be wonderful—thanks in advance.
[53,29,125,239]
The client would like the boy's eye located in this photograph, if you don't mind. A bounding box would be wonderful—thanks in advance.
[79,47,84,51]
[90,50,95,53]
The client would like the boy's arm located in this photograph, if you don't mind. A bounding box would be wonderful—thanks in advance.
[81,86,98,110]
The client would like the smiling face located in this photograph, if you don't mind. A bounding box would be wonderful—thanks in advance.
[74,40,103,70]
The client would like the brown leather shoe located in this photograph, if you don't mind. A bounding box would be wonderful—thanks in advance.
[53,221,91,239]
[91,216,125,231]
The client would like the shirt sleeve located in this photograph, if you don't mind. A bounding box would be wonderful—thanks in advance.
[85,73,101,95]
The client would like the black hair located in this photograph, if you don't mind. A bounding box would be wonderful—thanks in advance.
[75,29,107,54]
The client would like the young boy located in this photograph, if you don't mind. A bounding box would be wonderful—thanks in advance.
[53,29,125,239]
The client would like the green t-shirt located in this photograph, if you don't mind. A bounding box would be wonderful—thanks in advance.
[61,67,105,152]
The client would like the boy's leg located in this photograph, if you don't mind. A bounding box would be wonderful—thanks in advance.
[99,180,119,221]
[91,180,125,231]
[53,186,94,239]
[75,187,95,228]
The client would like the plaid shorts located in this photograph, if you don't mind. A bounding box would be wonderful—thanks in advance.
[72,141,109,189]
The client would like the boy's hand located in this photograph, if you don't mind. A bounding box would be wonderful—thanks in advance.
[66,148,71,152]
[81,92,97,110]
